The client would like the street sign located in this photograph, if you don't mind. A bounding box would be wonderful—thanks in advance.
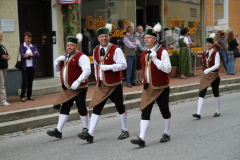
[58,0,81,5]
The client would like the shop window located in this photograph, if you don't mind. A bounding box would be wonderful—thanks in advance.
[163,0,202,52]
[81,0,135,56]
[214,0,228,30]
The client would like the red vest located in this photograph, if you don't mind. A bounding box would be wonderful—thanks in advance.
[202,50,219,72]
[141,47,170,89]
[60,52,88,89]
[94,44,122,86]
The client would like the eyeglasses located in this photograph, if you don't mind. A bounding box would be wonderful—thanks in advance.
[144,36,153,40]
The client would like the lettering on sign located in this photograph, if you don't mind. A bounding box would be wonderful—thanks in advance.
[167,16,199,34]
[86,16,130,38]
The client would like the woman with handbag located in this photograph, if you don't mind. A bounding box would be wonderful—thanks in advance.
[0,31,11,106]
[227,31,239,75]
[19,32,39,102]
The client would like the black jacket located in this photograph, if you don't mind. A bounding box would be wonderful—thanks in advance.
[0,44,9,69]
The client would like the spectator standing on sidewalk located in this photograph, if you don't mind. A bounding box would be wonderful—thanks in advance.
[78,24,129,143]
[19,32,39,102]
[0,31,11,106]
[193,33,221,119]
[130,24,172,147]
[134,25,147,85]
[123,26,140,88]
[47,33,91,138]
[227,31,239,75]
[178,28,194,79]
[214,31,228,71]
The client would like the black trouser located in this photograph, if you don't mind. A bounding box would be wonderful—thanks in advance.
[93,84,125,115]
[21,67,35,98]
[60,88,88,116]
[141,87,171,120]
[199,76,220,98]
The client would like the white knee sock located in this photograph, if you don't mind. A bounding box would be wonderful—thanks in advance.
[197,97,204,115]
[119,112,128,131]
[57,114,69,132]
[139,120,150,140]
[80,113,89,129]
[163,118,171,135]
[215,97,220,113]
[88,113,100,136]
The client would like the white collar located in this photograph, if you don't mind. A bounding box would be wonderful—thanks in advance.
[24,42,33,48]
[100,43,111,50]
[206,48,213,53]
[148,44,158,52]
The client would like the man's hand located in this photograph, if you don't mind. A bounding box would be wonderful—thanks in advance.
[100,65,113,71]
[56,55,66,62]
[71,80,80,90]
[204,68,211,74]
[150,51,157,61]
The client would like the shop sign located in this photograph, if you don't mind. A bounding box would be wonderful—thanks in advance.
[167,16,198,34]
[58,0,81,5]
[107,1,117,9]
[86,16,130,38]
[1,19,14,32]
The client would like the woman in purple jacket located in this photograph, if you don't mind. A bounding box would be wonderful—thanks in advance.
[19,32,39,102]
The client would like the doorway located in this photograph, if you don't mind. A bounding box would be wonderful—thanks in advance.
[18,0,53,78]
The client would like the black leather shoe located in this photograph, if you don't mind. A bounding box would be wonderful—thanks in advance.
[130,136,145,147]
[47,128,62,138]
[82,128,88,133]
[192,114,201,119]
[118,130,129,140]
[160,133,170,143]
[213,112,220,117]
[78,132,94,143]
[132,83,139,86]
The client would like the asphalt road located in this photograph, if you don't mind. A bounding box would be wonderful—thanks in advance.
[0,90,240,160]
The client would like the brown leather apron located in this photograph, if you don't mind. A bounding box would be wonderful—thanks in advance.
[199,72,219,91]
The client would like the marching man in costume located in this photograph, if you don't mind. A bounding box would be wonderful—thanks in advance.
[47,34,91,138]
[130,23,172,147]
[78,24,129,143]
[193,33,221,119]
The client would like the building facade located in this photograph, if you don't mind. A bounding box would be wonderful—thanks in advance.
[0,0,239,96]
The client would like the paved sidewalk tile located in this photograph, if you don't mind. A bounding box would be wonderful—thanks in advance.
[0,72,239,113]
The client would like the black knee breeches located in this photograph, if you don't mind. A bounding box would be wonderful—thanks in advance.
[60,88,88,116]
[141,87,171,120]
[93,84,125,115]
[199,76,220,98]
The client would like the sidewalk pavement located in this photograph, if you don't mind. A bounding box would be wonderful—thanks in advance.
[1,72,239,113]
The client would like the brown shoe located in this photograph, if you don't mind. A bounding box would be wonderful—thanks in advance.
[21,98,26,102]
[136,81,142,85]
[132,83,139,86]
[126,84,132,88]
[180,75,187,79]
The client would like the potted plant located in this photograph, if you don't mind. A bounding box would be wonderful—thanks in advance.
[169,51,179,78]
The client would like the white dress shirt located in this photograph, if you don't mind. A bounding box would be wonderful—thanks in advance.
[23,42,33,67]
[205,48,220,72]
[146,45,171,83]
[93,43,127,81]
[54,52,91,89]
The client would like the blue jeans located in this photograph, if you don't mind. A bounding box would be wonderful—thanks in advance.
[126,56,136,85]
[227,51,235,74]
[219,51,228,71]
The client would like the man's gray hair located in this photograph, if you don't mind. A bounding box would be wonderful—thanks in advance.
[136,26,143,31]
[0,31,2,35]
[126,26,133,33]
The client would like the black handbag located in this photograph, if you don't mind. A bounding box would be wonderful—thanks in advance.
[15,53,22,70]
[234,48,240,58]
